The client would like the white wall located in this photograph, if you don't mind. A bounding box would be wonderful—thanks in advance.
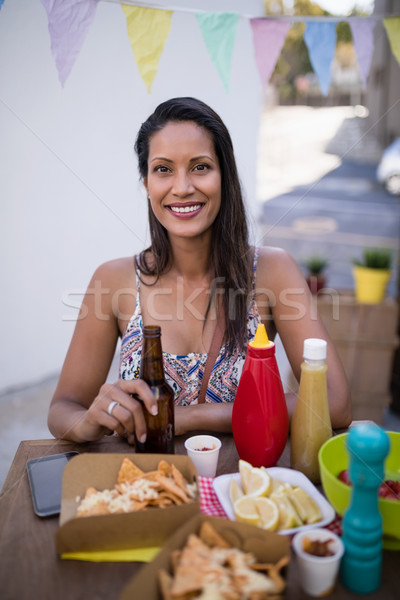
[0,0,264,391]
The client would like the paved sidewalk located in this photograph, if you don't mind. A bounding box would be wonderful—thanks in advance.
[0,375,58,490]
[0,354,120,490]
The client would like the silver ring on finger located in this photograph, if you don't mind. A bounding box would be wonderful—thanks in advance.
[107,400,119,416]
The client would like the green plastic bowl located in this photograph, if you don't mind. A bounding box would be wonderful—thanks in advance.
[318,431,400,550]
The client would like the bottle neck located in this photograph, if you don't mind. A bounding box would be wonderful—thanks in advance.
[247,342,275,359]
[140,327,165,385]
[302,357,326,368]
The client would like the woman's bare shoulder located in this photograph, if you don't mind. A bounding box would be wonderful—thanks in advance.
[91,256,137,290]
[257,245,295,262]
[256,246,300,284]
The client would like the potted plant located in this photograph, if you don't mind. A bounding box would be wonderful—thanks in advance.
[352,247,393,304]
[303,255,328,294]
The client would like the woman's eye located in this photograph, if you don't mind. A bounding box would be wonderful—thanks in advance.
[194,164,209,172]
[154,165,170,173]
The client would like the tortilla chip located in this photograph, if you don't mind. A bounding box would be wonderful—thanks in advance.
[117,457,145,484]
[199,521,231,549]
[170,563,205,596]
[140,470,163,481]
[196,583,227,600]
[156,474,191,503]
[77,501,111,517]
[149,491,176,507]
[157,459,173,477]
[83,486,98,498]
[171,463,190,489]
[170,549,182,572]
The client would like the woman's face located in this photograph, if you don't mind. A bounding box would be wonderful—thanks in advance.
[144,121,221,241]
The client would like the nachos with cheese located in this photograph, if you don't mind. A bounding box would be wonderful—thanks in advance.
[158,521,289,599]
[76,458,197,517]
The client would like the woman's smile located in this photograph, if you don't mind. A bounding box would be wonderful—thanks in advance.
[167,202,205,217]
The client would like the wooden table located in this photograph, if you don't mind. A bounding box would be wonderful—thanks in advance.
[0,435,398,599]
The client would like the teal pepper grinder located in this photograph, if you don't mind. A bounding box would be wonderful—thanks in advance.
[340,423,390,594]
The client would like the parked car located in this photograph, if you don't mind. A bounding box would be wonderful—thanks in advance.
[377,137,400,195]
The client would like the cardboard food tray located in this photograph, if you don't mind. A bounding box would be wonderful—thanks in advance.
[56,453,199,555]
[120,514,291,600]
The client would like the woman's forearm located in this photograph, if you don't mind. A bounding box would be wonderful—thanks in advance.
[174,403,233,436]
[48,398,107,443]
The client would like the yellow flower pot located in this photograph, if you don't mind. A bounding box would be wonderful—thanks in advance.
[353,265,391,304]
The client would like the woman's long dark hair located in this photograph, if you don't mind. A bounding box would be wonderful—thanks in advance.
[134,97,252,351]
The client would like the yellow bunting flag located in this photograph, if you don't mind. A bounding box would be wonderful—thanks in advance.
[383,17,400,66]
[121,5,173,93]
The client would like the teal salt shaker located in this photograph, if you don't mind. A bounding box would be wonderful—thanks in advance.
[340,423,390,594]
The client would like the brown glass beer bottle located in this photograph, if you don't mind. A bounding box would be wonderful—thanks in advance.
[134,325,175,454]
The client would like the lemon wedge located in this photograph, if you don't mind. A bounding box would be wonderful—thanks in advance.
[268,475,292,495]
[230,478,244,505]
[270,492,302,530]
[238,459,253,494]
[246,468,271,498]
[233,496,260,525]
[288,486,322,524]
[239,461,271,497]
[254,497,279,531]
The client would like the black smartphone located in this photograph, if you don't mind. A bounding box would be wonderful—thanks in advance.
[26,451,79,517]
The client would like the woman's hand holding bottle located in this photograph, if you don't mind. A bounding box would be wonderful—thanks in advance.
[78,378,158,444]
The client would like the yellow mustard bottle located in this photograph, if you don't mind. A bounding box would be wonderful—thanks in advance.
[290,338,332,483]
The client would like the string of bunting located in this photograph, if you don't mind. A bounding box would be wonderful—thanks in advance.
[3,0,398,94]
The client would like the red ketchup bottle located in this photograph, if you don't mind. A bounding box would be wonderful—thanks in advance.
[232,324,289,467]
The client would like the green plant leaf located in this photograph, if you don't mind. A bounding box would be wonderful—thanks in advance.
[303,255,328,274]
[353,248,393,270]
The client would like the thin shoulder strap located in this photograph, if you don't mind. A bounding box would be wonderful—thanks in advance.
[197,310,225,404]
[134,255,141,289]
[252,246,258,289]
[197,247,255,404]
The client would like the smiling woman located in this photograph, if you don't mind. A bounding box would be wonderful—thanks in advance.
[47,97,351,448]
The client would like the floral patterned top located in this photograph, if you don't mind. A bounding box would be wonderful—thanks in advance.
[119,249,262,405]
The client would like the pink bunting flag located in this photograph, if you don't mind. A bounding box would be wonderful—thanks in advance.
[250,19,291,89]
[41,0,98,87]
[350,20,375,89]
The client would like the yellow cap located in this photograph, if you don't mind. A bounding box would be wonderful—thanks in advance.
[249,324,273,348]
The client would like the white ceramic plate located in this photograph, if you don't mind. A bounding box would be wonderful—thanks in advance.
[213,467,335,536]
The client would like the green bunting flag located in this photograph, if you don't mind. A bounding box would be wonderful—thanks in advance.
[195,12,239,92]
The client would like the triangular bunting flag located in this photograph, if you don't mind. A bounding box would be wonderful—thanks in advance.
[350,20,375,88]
[250,19,291,89]
[383,17,400,66]
[122,5,173,93]
[196,12,239,92]
[304,21,337,96]
[40,0,98,87]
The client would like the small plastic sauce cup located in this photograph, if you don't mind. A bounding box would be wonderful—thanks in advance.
[292,528,344,597]
[184,435,221,477]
